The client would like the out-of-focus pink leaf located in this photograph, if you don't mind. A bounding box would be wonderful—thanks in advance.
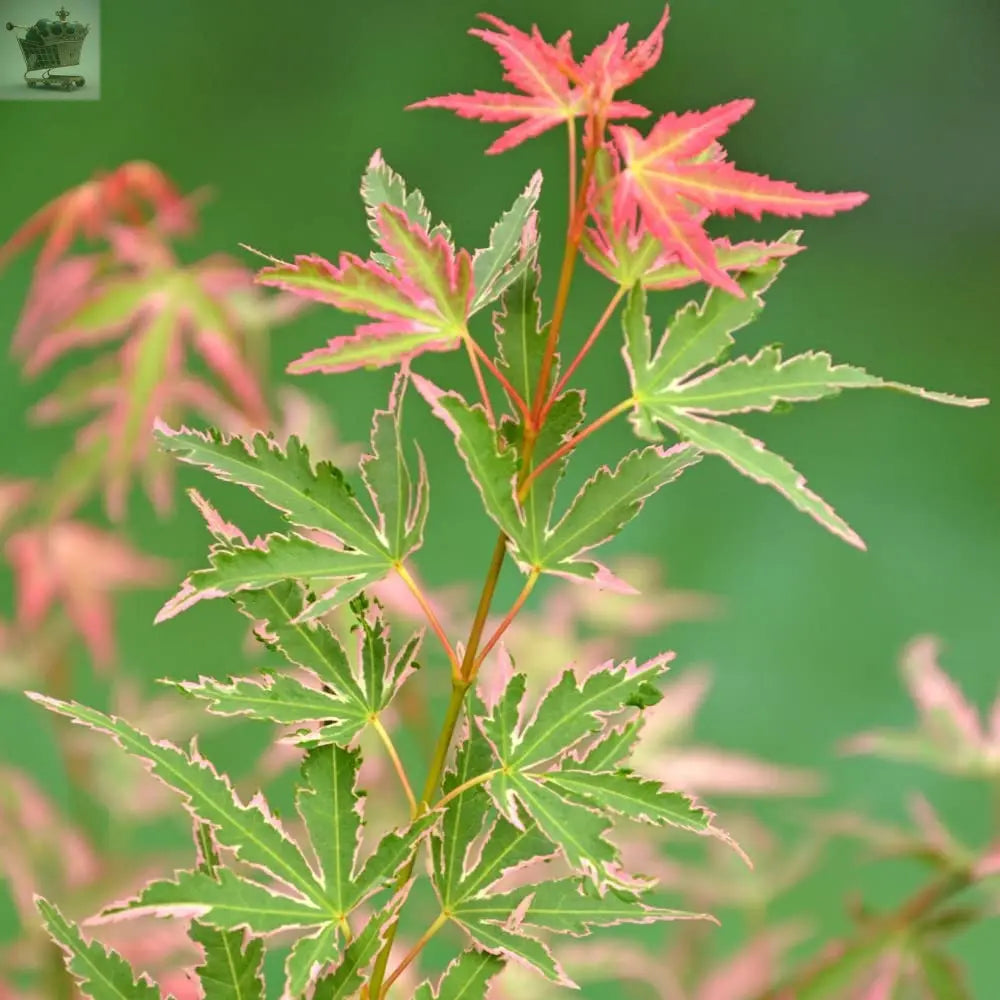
[5,521,169,666]
[0,161,193,276]
[0,479,34,529]
[696,925,807,1000]
[24,238,277,520]
[843,636,1000,777]
[0,768,101,923]
[624,666,822,798]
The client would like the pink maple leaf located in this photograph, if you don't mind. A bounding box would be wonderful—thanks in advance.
[409,10,660,154]
[577,4,671,111]
[257,204,474,374]
[610,100,867,295]
[0,161,193,276]
[582,145,806,290]
[5,521,169,667]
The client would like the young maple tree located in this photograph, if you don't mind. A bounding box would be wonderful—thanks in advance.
[8,6,995,1000]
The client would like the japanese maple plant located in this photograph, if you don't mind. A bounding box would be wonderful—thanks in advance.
[5,6,997,999]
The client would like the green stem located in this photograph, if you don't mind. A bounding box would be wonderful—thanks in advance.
[458,530,514,685]
[366,679,469,993]
[380,911,449,997]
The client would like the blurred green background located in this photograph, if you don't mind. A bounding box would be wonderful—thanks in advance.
[1,0,997,994]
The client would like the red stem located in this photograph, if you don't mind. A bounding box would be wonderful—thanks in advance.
[541,285,626,420]
[465,334,530,420]
[463,337,495,427]
[518,399,632,499]
[474,570,540,670]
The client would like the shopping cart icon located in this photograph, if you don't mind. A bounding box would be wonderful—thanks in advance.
[5,6,90,91]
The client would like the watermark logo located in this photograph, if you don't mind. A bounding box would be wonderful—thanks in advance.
[2,1,100,100]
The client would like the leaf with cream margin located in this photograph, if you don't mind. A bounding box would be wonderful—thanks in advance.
[36,897,161,1000]
[155,373,428,621]
[362,149,540,313]
[474,655,733,886]
[188,920,265,1000]
[25,696,433,955]
[173,587,422,749]
[519,879,709,937]
[431,724,566,984]
[412,376,699,591]
[414,950,505,999]
[623,260,987,548]
[538,443,701,587]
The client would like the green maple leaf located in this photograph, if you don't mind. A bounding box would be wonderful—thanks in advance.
[155,372,427,620]
[413,373,699,589]
[623,251,987,548]
[37,898,162,1000]
[173,584,421,748]
[474,656,729,885]
[413,950,506,999]
[27,695,433,990]
[431,729,567,985]
[189,920,265,1000]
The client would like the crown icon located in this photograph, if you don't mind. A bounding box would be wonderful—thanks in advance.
[5,7,91,91]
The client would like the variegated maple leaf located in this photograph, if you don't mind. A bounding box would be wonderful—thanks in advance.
[471,654,734,888]
[610,100,868,296]
[4,519,169,667]
[24,228,277,520]
[259,205,473,374]
[154,372,429,622]
[27,694,434,998]
[409,8,670,153]
[255,150,540,374]
[430,715,708,988]
[623,256,987,548]
[0,161,193,276]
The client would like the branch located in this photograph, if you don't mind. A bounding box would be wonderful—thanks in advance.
[518,399,633,500]
[393,562,459,676]
[753,868,975,1000]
